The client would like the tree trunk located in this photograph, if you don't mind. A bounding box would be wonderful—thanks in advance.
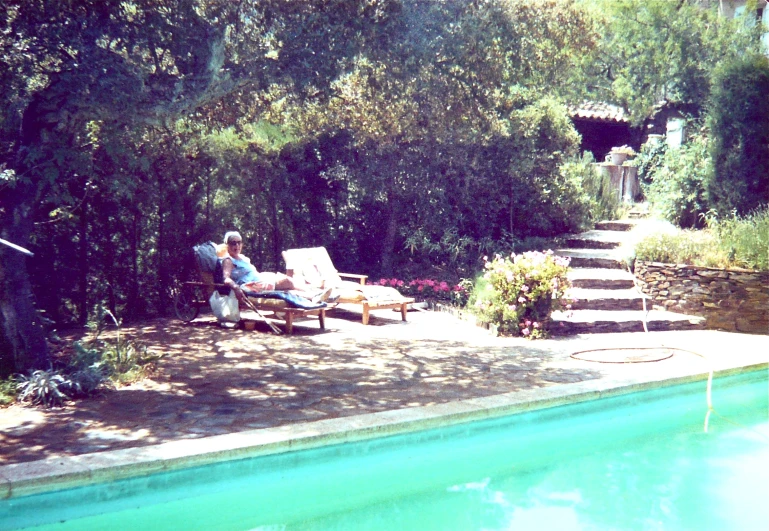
[78,203,88,325]
[380,188,398,277]
[0,183,51,376]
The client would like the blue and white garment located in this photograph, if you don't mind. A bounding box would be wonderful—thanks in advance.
[228,255,265,285]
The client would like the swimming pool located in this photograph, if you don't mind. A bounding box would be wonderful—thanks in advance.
[2,370,767,530]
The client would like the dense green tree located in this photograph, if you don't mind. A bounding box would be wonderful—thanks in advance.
[284,0,597,274]
[0,0,398,375]
[3,0,760,379]
[583,0,762,125]
[707,53,769,217]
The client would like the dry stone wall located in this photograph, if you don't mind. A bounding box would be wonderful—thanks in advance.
[634,261,769,334]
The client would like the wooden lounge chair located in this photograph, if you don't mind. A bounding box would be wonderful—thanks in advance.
[174,242,327,334]
[282,247,415,325]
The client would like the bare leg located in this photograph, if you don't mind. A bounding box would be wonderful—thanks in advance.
[274,273,313,292]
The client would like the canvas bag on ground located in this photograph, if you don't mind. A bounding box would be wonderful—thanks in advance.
[209,290,240,322]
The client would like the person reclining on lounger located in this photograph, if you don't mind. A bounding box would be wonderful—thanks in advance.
[220,231,331,304]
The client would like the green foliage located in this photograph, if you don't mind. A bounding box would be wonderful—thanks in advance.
[79,306,158,385]
[4,0,765,375]
[635,138,667,187]
[469,251,572,338]
[15,306,157,407]
[644,132,710,228]
[707,53,769,217]
[0,378,16,407]
[588,0,761,124]
[633,230,727,268]
[705,207,769,271]
[16,370,69,408]
[559,152,621,228]
[633,207,769,271]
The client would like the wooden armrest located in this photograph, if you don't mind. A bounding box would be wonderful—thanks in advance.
[339,272,368,285]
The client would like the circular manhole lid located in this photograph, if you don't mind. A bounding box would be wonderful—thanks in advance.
[570,347,679,363]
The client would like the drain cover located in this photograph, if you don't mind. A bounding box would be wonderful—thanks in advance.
[570,347,678,363]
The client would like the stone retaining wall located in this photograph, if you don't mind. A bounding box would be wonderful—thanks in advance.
[634,260,769,334]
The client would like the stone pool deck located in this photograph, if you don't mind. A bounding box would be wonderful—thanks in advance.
[1,307,767,499]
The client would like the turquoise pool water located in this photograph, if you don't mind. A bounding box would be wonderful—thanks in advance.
[2,371,767,530]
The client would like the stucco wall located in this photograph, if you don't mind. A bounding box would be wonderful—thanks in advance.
[634,260,769,334]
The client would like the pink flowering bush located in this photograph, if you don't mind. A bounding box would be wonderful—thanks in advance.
[370,277,470,306]
[471,250,572,339]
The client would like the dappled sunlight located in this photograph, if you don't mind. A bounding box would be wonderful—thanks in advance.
[0,313,603,465]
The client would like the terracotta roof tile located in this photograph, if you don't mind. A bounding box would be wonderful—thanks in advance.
[568,101,629,123]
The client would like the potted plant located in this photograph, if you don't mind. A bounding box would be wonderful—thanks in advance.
[607,145,636,165]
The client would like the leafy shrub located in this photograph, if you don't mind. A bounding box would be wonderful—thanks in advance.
[401,228,494,279]
[632,207,769,271]
[644,131,710,228]
[559,152,622,227]
[635,138,667,188]
[707,53,769,217]
[633,230,728,268]
[469,250,572,338]
[0,378,17,407]
[706,207,769,271]
[15,307,156,407]
[16,370,70,407]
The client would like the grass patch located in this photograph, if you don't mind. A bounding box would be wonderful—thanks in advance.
[706,208,769,271]
[630,207,769,271]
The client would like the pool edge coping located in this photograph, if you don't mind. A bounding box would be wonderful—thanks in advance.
[2,362,767,500]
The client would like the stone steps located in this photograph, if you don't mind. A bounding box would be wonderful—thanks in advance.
[594,220,638,231]
[567,288,646,311]
[553,217,708,335]
[550,309,706,335]
[567,268,636,289]
[564,230,624,250]
[556,249,628,270]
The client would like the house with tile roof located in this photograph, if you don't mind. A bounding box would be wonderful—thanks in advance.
[568,101,636,162]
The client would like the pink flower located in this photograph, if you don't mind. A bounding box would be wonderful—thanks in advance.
[397,280,404,287]
[521,285,529,292]
[518,296,526,303]
[379,279,387,285]
[533,322,540,329]
[522,328,530,336]
[418,285,424,292]
[525,320,531,327]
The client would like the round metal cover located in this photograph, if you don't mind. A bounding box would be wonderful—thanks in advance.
[570,347,679,363]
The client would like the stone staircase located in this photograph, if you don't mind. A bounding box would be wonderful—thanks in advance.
[550,219,706,335]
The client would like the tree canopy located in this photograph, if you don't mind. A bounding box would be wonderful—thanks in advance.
[1,0,766,376]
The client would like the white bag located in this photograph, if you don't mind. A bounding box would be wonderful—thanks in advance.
[209,290,240,322]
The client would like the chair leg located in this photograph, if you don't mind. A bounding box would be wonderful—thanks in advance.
[318,309,325,329]
[400,302,408,321]
[284,312,294,334]
[362,303,370,325]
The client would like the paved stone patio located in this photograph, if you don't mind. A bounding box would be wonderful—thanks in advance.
[2,306,767,473]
